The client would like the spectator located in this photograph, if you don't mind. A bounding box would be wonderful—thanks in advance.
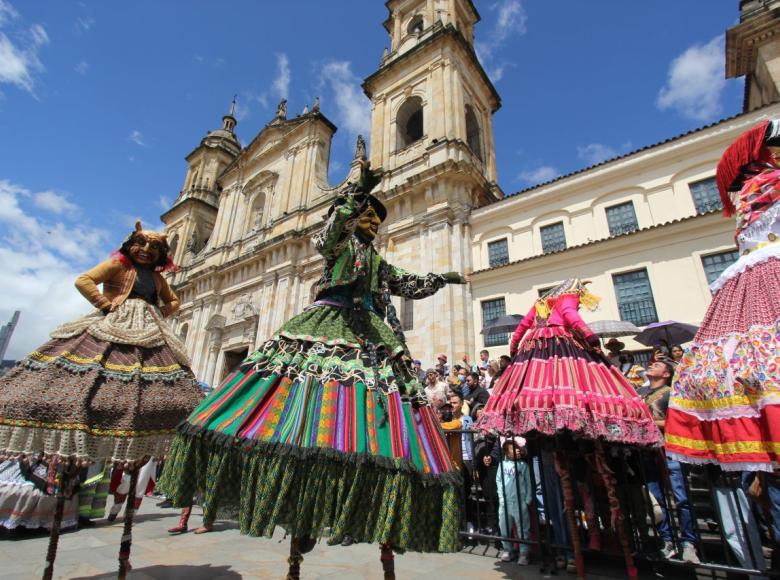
[448,391,476,534]
[424,368,447,409]
[485,360,500,392]
[651,346,670,363]
[498,354,511,371]
[412,359,426,383]
[435,353,449,377]
[473,414,499,536]
[464,372,490,420]
[477,349,491,373]
[669,344,684,364]
[438,402,462,471]
[496,436,532,566]
[604,339,625,366]
[619,352,648,389]
[640,360,700,564]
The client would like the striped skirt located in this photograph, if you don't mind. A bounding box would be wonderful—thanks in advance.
[478,326,660,446]
[158,305,461,553]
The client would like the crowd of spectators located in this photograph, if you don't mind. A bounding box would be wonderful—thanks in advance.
[424,345,777,573]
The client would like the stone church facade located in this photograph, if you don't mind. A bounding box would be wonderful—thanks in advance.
[164,0,780,386]
[163,0,494,386]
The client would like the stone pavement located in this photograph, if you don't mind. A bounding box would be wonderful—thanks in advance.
[0,501,697,579]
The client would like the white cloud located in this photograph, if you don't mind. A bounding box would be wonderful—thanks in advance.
[272,53,290,99]
[518,165,560,185]
[577,143,618,165]
[0,4,49,95]
[74,15,94,34]
[318,60,370,137]
[129,130,145,146]
[0,179,111,359]
[0,1,18,26]
[475,0,526,82]
[158,195,170,211]
[74,60,88,75]
[33,190,80,216]
[657,36,725,121]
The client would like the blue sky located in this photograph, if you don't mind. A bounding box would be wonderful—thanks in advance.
[0,1,744,358]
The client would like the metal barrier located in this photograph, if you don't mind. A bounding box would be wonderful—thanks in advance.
[442,428,780,578]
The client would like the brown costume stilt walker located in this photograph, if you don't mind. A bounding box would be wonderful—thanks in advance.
[595,442,638,579]
[556,451,585,580]
[0,222,203,579]
[117,464,141,579]
[42,460,78,580]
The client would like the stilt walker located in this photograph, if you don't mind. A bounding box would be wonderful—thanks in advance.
[0,222,202,578]
[664,119,780,569]
[478,278,662,577]
[159,153,466,577]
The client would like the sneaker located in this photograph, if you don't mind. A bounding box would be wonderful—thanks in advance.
[517,552,529,566]
[499,551,514,562]
[681,542,700,564]
[554,555,567,570]
[660,541,676,559]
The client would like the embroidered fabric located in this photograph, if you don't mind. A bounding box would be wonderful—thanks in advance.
[709,244,780,292]
[736,201,780,251]
[49,298,190,367]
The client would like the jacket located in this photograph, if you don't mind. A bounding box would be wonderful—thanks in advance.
[74,258,180,317]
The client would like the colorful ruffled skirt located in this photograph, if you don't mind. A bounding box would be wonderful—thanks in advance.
[0,299,203,462]
[665,247,780,471]
[0,460,79,530]
[478,326,661,446]
[157,304,461,553]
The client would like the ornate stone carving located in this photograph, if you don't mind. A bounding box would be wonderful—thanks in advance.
[354,134,367,160]
[275,98,287,119]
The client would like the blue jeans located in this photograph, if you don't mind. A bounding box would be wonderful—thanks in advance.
[538,452,572,553]
[646,459,697,544]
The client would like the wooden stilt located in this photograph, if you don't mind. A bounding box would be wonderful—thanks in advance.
[286,537,304,580]
[42,460,74,580]
[117,466,140,580]
[595,441,638,579]
[380,542,395,580]
[556,451,585,580]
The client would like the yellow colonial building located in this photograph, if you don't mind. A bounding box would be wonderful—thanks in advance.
[163,0,780,384]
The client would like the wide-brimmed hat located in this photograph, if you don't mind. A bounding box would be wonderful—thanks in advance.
[437,353,448,362]
[604,338,625,351]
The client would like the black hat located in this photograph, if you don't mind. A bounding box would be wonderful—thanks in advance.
[327,192,387,222]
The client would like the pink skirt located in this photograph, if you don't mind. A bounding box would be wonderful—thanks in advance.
[478,326,661,446]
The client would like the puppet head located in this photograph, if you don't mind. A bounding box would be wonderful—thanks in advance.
[118,221,175,271]
[535,278,601,318]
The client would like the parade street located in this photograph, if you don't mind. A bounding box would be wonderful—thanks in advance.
[0,502,696,580]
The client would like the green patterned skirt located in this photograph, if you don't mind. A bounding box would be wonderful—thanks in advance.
[158,305,461,553]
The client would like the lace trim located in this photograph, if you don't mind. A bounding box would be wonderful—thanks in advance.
[49,299,191,367]
[663,451,778,473]
[710,244,780,292]
[736,201,780,246]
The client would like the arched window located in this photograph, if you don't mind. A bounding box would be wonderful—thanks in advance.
[179,323,189,343]
[396,96,424,150]
[465,104,482,161]
[407,14,424,35]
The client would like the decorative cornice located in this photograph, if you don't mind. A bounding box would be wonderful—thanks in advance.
[726,8,780,78]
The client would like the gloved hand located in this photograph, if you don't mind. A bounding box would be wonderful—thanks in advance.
[442,272,466,284]
[585,334,601,348]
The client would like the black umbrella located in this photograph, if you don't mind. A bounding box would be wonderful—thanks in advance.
[634,320,699,347]
[481,314,523,335]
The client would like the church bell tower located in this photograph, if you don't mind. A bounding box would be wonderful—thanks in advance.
[363,0,502,363]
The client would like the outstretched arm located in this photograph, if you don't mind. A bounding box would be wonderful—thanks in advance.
[156,275,180,317]
[508,306,536,356]
[385,262,466,299]
[313,193,360,259]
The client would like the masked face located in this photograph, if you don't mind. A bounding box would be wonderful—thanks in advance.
[128,233,163,267]
[356,206,381,240]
